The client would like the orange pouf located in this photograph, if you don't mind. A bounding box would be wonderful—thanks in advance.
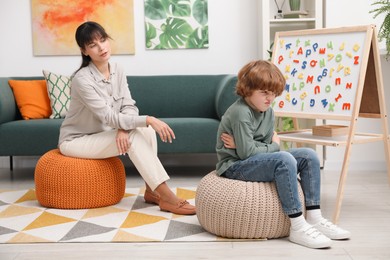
[35,149,126,209]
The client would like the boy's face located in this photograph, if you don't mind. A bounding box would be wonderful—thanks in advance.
[244,90,276,112]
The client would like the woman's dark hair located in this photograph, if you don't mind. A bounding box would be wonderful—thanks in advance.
[74,21,112,73]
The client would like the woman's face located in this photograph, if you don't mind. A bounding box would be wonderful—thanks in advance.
[244,90,276,112]
[82,36,111,64]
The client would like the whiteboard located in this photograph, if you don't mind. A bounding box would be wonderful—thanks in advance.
[271,26,372,120]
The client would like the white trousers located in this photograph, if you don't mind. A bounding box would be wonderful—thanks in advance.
[59,127,170,190]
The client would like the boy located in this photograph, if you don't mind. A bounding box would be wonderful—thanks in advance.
[216,60,350,249]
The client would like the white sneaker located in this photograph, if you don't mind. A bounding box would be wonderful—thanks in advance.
[289,226,332,249]
[313,219,351,240]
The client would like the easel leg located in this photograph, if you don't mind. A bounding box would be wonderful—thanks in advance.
[332,142,353,224]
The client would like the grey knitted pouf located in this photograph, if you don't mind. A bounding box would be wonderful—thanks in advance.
[196,171,305,239]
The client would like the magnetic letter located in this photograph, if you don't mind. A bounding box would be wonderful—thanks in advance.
[292,98,298,105]
[306,75,314,84]
[300,91,308,100]
[279,100,285,108]
[342,103,351,110]
[335,78,341,86]
[285,93,291,102]
[335,93,342,102]
[321,99,328,108]
[291,68,298,77]
[306,49,312,58]
[329,103,335,112]
[354,56,359,65]
[344,67,351,76]
[335,54,343,63]
[314,85,321,94]
[278,55,284,64]
[313,43,318,52]
[310,99,315,107]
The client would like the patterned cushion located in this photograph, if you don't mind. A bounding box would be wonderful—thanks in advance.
[42,70,71,119]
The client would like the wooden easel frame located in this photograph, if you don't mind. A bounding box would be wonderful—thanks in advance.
[272,25,390,223]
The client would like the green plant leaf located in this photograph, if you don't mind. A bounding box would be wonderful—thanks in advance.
[192,0,208,26]
[186,26,208,48]
[161,0,191,17]
[145,0,167,20]
[370,0,390,59]
[145,22,157,40]
[159,17,193,49]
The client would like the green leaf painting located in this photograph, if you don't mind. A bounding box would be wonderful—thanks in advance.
[144,0,208,50]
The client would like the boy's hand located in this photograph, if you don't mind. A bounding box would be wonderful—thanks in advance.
[272,131,280,145]
[221,133,236,149]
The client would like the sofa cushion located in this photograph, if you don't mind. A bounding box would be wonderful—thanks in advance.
[43,70,71,119]
[157,118,220,153]
[0,119,63,156]
[128,75,224,119]
[8,79,51,120]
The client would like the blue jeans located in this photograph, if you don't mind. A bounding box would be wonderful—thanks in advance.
[223,148,321,215]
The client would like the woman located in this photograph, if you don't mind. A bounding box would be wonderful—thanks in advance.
[58,21,195,215]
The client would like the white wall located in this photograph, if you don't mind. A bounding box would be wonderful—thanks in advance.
[0,0,259,168]
[323,0,390,171]
[0,0,259,77]
[0,0,389,171]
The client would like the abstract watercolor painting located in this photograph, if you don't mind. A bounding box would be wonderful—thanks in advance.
[31,0,135,56]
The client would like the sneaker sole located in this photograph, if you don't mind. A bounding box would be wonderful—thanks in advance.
[289,236,332,249]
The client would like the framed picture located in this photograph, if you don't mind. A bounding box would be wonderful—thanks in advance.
[144,0,209,50]
[31,0,135,56]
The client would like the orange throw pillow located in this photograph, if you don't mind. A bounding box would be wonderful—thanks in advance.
[8,80,51,120]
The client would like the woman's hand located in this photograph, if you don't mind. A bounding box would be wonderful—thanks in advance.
[221,133,236,149]
[146,116,175,143]
[272,131,280,145]
[116,129,130,155]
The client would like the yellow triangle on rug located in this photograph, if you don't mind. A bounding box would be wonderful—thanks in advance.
[0,187,240,243]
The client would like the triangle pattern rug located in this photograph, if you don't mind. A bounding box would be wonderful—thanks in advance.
[0,187,239,243]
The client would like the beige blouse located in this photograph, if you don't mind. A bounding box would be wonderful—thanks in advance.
[58,62,147,145]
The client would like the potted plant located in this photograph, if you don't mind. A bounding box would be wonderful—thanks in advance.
[370,0,390,60]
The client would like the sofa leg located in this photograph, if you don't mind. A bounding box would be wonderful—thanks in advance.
[10,156,14,180]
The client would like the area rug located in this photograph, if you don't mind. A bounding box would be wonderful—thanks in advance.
[0,187,227,243]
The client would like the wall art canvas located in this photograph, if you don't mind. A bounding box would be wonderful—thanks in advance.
[31,0,135,56]
[144,0,208,50]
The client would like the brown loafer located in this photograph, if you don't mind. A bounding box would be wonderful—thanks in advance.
[144,189,160,205]
[159,199,196,215]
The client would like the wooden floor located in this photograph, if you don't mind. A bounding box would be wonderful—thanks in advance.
[0,163,389,260]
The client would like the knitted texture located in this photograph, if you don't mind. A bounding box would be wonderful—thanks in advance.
[35,149,126,209]
[196,171,305,239]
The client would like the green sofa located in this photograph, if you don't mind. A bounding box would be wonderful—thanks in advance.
[0,75,238,170]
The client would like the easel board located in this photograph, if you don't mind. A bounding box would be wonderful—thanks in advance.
[270,25,390,223]
[271,25,375,120]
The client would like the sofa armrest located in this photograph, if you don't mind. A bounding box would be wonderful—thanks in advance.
[0,78,18,124]
[215,75,238,119]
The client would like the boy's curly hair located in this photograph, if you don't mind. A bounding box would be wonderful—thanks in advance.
[236,60,286,97]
